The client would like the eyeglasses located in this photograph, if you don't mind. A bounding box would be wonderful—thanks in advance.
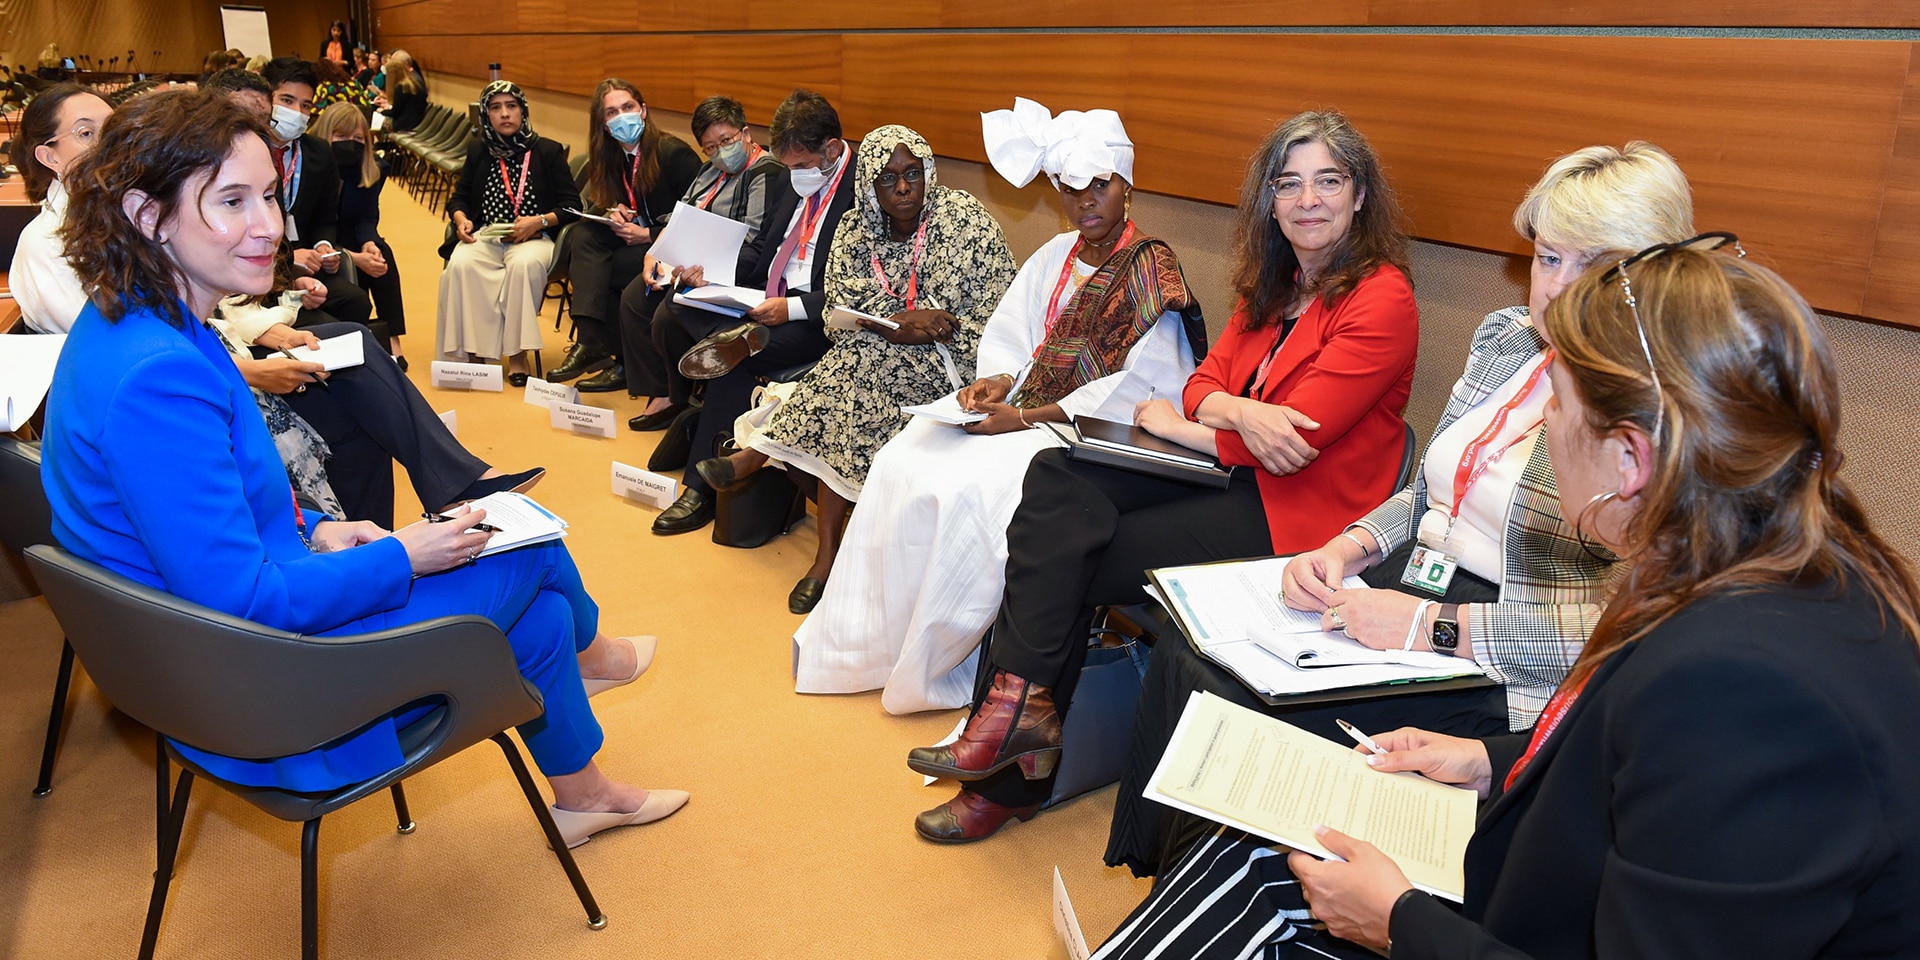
[1269,172,1349,202]
[873,168,924,189]
[44,122,99,148]
[701,130,744,154]
[1597,231,1746,442]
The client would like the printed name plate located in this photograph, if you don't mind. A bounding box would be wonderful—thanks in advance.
[523,377,578,408]
[611,461,678,508]
[429,361,504,392]
[549,400,617,438]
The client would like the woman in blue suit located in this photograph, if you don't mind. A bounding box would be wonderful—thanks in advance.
[40,90,684,849]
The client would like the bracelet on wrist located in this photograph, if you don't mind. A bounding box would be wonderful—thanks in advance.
[1339,530,1374,560]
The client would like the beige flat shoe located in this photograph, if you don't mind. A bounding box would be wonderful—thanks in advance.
[582,635,655,698]
[548,789,690,849]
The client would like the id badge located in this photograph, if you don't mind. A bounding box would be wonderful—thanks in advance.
[1401,544,1458,596]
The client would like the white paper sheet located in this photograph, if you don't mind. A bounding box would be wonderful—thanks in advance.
[462,491,568,558]
[283,332,364,372]
[902,390,988,425]
[672,284,767,318]
[1052,868,1092,960]
[826,305,899,331]
[0,334,67,432]
[648,201,750,287]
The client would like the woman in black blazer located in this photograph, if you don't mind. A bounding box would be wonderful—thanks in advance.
[312,102,409,363]
[435,80,581,385]
[1095,242,1920,959]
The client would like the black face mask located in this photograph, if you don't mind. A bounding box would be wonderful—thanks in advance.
[330,139,365,172]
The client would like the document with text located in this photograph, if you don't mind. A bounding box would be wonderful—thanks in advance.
[1146,691,1475,901]
[648,201,749,286]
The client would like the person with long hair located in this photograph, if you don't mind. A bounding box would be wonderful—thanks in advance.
[789,99,1204,707]
[318,19,352,66]
[10,82,112,332]
[545,79,701,393]
[42,90,684,848]
[312,57,374,110]
[436,80,580,386]
[310,101,408,363]
[375,51,426,132]
[1103,143,1697,878]
[1099,241,1920,959]
[904,110,1420,842]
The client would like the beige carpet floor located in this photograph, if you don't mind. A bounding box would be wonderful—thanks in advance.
[0,175,1153,958]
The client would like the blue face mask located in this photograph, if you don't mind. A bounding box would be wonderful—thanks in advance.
[607,111,645,146]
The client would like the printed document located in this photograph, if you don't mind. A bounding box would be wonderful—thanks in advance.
[673,284,767,317]
[464,491,568,558]
[1147,691,1475,901]
[649,201,750,286]
[902,390,988,425]
[284,332,365,371]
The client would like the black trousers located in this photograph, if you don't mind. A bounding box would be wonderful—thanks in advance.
[294,275,373,329]
[357,239,406,338]
[974,452,1273,809]
[1103,540,1507,877]
[670,306,829,497]
[617,276,674,398]
[263,322,489,529]
[569,221,650,359]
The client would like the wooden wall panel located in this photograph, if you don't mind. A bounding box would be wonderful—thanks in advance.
[373,25,1920,326]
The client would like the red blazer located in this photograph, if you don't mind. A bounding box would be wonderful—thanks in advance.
[1182,264,1418,552]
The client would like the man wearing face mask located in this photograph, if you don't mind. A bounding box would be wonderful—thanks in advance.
[260,56,374,329]
[648,89,852,536]
[549,79,702,393]
[621,94,787,435]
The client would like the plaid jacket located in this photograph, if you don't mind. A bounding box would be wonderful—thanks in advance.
[1352,307,1618,731]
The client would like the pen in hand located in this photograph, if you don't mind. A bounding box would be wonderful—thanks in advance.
[277,346,330,391]
[422,511,501,533]
[1336,718,1389,756]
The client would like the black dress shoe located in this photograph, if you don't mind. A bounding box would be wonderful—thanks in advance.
[788,577,825,614]
[629,402,690,432]
[652,488,714,535]
[547,344,613,383]
[443,467,545,510]
[507,371,530,388]
[677,323,770,380]
[576,365,626,393]
[693,455,749,492]
[392,354,409,373]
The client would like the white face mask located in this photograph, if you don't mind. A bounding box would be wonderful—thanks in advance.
[269,103,309,141]
[789,145,840,198]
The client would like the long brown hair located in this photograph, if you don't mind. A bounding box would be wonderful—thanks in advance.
[1230,110,1409,328]
[584,79,664,210]
[59,91,275,329]
[17,83,102,203]
[1544,249,1920,683]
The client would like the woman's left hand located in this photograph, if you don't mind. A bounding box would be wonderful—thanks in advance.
[253,323,320,352]
[873,309,959,345]
[293,276,328,310]
[610,220,649,246]
[1322,585,1431,651]
[963,402,1031,435]
[349,242,389,279]
[509,215,548,244]
[1133,397,1186,437]
[1288,825,1412,951]
[307,519,389,553]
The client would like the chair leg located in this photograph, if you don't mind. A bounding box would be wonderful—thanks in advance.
[390,783,416,834]
[138,768,194,960]
[154,735,170,867]
[301,818,322,960]
[490,733,606,930]
[32,638,75,797]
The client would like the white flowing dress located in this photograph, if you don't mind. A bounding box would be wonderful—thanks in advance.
[791,231,1198,713]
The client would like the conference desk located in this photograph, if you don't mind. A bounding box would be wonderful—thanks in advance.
[1,176,31,331]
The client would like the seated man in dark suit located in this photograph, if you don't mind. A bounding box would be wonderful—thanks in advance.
[650,89,857,536]
[258,57,374,329]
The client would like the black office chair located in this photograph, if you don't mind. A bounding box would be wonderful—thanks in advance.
[23,545,608,960]
[0,437,71,798]
[1396,420,1421,491]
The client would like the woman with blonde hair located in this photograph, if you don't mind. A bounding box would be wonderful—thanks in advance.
[311,101,408,362]
[376,50,426,132]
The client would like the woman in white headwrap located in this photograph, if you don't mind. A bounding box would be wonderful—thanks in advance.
[789,100,1205,713]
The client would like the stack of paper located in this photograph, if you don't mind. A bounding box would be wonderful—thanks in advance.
[673,284,767,317]
[901,390,987,425]
[474,223,515,242]
[466,491,569,558]
[284,332,365,371]
[1147,691,1476,901]
[649,201,749,286]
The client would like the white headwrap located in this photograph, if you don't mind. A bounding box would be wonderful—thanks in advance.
[980,97,1135,190]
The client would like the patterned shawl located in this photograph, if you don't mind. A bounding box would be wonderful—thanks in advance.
[1012,232,1199,408]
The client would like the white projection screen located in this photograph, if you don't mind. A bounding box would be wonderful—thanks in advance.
[220,5,274,59]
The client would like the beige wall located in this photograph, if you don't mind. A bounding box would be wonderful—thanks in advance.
[3,0,353,77]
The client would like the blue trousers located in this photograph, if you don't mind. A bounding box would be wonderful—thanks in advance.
[174,541,605,790]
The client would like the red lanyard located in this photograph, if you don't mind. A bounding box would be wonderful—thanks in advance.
[697,144,763,210]
[1503,671,1590,791]
[871,217,929,311]
[794,144,850,260]
[497,151,532,219]
[622,151,639,210]
[277,141,301,208]
[1034,221,1135,358]
[290,485,309,545]
[1447,349,1553,526]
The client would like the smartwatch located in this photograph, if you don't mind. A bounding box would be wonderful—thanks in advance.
[1431,603,1461,657]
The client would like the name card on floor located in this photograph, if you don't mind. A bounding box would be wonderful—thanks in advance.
[437,409,457,437]
[523,377,577,408]
[550,400,617,438]
[430,361,504,392]
[611,461,678,508]
[1052,867,1091,960]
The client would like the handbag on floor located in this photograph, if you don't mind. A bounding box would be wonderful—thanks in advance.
[712,465,807,548]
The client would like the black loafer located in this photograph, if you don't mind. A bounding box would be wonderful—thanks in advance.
[788,577,825,614]
[547,344,613,383]
[576,365,627,393]
[392,354,409,373]
[693,455,749,492]
[652,488,715,535]
[677,323,770,380]
[629,403,690,432]
[507,371,530,388]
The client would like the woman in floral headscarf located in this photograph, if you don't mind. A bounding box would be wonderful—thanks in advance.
[789,99,1206,715]
[689,125,1017,612]
[436,80,581,385]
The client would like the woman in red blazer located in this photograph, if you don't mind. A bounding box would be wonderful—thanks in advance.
[905,110,1418,842]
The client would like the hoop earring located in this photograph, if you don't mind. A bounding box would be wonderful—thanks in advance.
[1574,490,1619,563]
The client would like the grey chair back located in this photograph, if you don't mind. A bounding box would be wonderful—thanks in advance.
[22,544,542,816]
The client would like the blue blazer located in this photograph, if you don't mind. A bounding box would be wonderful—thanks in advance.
[42,300,417,790]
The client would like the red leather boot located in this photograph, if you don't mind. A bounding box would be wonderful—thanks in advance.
[913,787,1041,844]
[906,669,1061,781]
